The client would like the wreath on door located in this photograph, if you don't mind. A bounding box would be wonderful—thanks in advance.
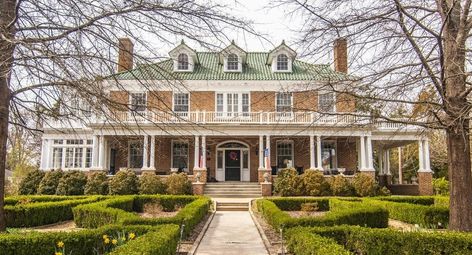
[229,151,239,161]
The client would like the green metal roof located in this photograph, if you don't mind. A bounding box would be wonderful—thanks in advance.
[113,52,351,81]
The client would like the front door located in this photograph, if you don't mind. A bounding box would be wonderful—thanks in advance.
[225,150,241,181]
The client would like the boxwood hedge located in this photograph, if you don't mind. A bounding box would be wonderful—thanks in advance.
[285,228,352,255]
[256,198,388,230]
[288,225,472,255]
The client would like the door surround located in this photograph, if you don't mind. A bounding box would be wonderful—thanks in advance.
[215,140,250,181]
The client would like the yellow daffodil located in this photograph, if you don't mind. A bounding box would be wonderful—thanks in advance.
[102,235,108,240]
[55,252,63,255]
[104,238,110,244]
[112,239,118,245]
[57,241,64,248]
[129,233,136,240]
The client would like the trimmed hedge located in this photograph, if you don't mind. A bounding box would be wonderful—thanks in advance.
[256,198,388,230]
[292,225,472,255]
[0,224,175,255]
[365,198,449,228]
[4,195,88,205]
[73,195,210,237]
[285,227,352,255]
[267,197,330,211]
[5,196,104,227]
[109,224,180,255]
[372,196,435,205]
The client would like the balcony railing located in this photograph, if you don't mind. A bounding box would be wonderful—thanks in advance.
[88,111,421,130]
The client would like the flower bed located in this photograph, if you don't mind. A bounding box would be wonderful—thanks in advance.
[286,225,472,255]
[256,198,388,230]
[5,196,104,227]
[73,195,211,237]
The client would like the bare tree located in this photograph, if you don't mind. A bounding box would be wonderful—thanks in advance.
[0,0,255,231]
[278,0,472,231]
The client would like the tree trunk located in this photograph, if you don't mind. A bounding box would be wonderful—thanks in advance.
[0,0,16,231]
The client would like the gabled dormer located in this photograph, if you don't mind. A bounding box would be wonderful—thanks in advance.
[169,40,199,72]
[219,40,247,72]
[267,41,297,73]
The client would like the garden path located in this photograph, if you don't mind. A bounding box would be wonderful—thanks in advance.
[195,211,268,255]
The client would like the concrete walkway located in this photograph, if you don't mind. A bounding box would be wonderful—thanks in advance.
[195,211,268,255]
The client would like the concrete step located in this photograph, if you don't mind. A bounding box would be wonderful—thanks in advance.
[209,194,261,198]
[205,188,261,192]
[216,202,249,211]
[205,184,260,188]
[205,191,261,195]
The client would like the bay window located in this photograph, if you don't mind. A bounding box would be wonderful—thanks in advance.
[50,139,93,169]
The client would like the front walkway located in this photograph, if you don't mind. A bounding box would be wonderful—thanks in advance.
[195,211,268,255]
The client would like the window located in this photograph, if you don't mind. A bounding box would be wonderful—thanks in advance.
[276,92,292,117]
[227,54,239,71]
[172,141,189,171]
[130,93,146,112]
[52,148,63,169]
[66,139,83,145]
[173,93,189,115]
[50,139,92,169]
[242,94,249,116]
[65,147,83,168]
[322,141,337,170]
[277,141,293,169]
[216,93,249,117]
[129,141,143,168]
[216,94,224,113]
[177,53,189,70]
[277,54,289,70]
[85,148,92,168]
[319,93,335,112]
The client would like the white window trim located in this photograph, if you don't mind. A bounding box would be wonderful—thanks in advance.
[171,140,190,172]
[272,54,292,73]
[50,139,93,170]
[129,92,147,113]
[321,139,338,169]
[223,54,242,73]
[318,92,337,113]
[128,140,143,169]
[276,140,295,170]
[275,92,294,119]
[173,52,194,72]
[172,92,190,118]
[214,92,251,117]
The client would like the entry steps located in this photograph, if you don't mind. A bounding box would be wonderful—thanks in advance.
[216,201,250,211]
[204,182,261,198]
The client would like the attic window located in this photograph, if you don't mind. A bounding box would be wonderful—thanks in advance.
[177,53,189,70]
[277,54,288,70]
[227,54,239,71]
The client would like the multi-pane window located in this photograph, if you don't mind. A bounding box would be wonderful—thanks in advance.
[322,141,337,170]
[130,93,146,112]
[85,148,92,168]
[52,148,63,169]
[277,141,293,169]
[277,54,289,71]
[227,54,239,71]
[177,53,189,70]
[242,94,249,116]
[50,139,92,170]
[129,141,143,168]
[66,139,83,145]
[173,93,189,115]
[216,94,224,113]
[216,93,249,117]
[319,93,335,112]
[276,92,292,116]
[172,141,189,171]
[65,147,83,168]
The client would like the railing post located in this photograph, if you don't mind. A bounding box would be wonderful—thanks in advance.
[267,112,270,124]
[203,110,206,124]
[259,111,263,124]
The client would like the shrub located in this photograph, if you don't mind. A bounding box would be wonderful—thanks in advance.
[433,177,449,196]
[286,227,352,255]
[37,170,63,195]
[166,173,192,195]
[56,170,87,195]
[273,168,300,196]
[298,170,331,196]
[352,173,377,197]
[301,202,319,212]
[18,170,45,195]
[329,175,355,196]
[268,197,330,211]
[109,169,139,195]
[139,173,167,194]
[85,171,109,195]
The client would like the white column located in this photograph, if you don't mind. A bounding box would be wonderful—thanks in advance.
[149,135,156,170]
[316,136,323,170]
[366,136,374,170]
[378,148,384,175]
[92,135,99,168]
[194,135,200,169]
[386,149,391,175]
[201,136,207,169]
[418,139,424,171]
[46,139,53,170]
[423,139,431,171]
[309,135,316,169]
[265,135,271,170]
[98,135,105,170]
[398,147,403,184]
[359,136,366,170]
[142,135,149,169]
[39,139,48,170]
[258,135,264,169]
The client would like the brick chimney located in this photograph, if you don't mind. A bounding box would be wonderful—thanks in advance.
[334,38,348,73]
[117,38,134,72]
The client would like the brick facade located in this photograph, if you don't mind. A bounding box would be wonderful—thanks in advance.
[251,91,275,112]
[147,91,172,112]
[190,91,215,111]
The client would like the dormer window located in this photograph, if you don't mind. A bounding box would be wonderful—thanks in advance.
[227,54,239,71]
[177,53,189,70]
[277,54,289,71]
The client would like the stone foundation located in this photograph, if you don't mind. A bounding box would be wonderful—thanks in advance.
[258,168,272,183]
[261,182,272,197]
[192,182,205,195]
[359,170,376,180]
[193,168,207,183]
[418,171,433,195]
